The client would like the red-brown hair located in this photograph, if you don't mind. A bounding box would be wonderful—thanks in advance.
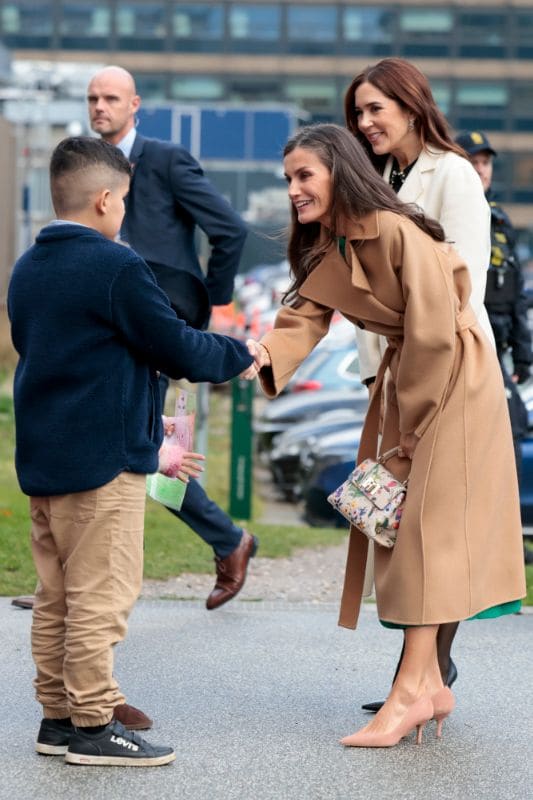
[344,58,466,173]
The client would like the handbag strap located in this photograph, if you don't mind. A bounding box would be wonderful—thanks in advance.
[378,446,400,464]
[377,446,408,486]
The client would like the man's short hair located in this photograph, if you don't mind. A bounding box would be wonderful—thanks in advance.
[50,136,132,215]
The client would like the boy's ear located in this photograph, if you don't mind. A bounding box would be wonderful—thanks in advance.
[94,188,111,216]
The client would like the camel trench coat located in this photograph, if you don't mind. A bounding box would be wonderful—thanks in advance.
[260,209,526,629]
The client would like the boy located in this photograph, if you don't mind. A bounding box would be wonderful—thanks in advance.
[7,137,253,767]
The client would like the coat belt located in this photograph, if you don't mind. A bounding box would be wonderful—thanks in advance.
[456,305,477,332]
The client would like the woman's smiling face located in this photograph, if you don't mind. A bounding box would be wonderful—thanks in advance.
[284,147,333,227]
[354,81,419,165]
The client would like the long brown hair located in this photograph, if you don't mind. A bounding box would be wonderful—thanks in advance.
[344,57,465,173]
[283,124,445,305]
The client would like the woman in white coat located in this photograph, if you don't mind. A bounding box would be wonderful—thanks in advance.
[343,57,493,711]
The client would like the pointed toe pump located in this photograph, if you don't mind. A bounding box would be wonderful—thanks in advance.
[340,695,434,748]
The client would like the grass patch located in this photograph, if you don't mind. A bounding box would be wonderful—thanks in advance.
[526,566,533,605]
[525,541,533,605]
[0,379,345,594]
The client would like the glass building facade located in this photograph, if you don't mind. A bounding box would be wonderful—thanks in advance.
[1,0,533,213]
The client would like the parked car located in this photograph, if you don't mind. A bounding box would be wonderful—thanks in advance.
[520,436,533,532]
[283,344,362,394]
[269,409,365,500]
[300,426,361,527]
[254,388,368,455]
[304,460,352,529]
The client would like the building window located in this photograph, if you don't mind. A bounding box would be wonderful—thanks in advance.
[429,80,451,116]
[399,8,453,57]
[341,6,393,55]
[229,5,281,40]
[285,78,337,122]
[512,154,533,203]
[287,5,338,54]
[172,3,223,52]
[456,84,508,108]
[400,8,452,33]
[458,12,508,58]
[227,76,283,103]
[116,2,167,51]
[512,84,533,132]
[1,1,53,46]
[169,76,225,100]
[59,3,110,49]
[455,83,509,132]
[228,4,282,53]
[134,73,168,101]
[513,12,533,59]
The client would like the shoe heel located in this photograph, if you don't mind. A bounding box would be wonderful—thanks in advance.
[416,722,426,745]
[431,686,455,739]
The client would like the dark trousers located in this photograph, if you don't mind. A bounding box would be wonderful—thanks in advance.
[158,374,242,559]
[167,478,242,559]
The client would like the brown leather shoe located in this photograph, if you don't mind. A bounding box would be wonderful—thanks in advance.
[11,595,35,609]
[206,530,258,610]
[113,703,153,731]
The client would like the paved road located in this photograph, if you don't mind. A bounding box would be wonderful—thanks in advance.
[1,596,531,800]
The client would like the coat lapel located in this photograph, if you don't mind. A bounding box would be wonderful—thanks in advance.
[383,148,444,205]
[124,133,145,213]
[129,132,145,170]
[299,212,379,313]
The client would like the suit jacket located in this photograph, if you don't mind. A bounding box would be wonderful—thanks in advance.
[260,210,525,628]
[121,133,247,329]
[357,148,493,381]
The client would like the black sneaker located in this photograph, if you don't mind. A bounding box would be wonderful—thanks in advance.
[65,720,175,767]
[36,718,72,756]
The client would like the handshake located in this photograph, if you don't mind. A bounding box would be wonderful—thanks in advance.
[241,339,271,380]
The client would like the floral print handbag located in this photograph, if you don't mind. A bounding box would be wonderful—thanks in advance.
[327,447,407,548]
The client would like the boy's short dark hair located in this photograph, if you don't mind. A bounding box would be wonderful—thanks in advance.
[50,136,132,215]
[50,136,132,181]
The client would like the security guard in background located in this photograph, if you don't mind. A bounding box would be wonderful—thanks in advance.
[456,130,532,481]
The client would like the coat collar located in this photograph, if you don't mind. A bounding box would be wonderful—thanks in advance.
[299,210,380,308]
[342,209,380,242]
[383,146,445,203]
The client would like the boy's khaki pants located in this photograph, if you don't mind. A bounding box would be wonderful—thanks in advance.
[30,472,146,727]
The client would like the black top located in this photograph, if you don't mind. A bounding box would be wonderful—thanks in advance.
[389,158,418,193]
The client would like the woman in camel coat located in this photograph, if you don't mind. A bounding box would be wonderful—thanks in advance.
[343,58,496,704]
[243,124,525,749]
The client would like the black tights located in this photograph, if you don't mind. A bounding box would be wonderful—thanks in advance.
[393,621,459,684]
[435,622,459,681]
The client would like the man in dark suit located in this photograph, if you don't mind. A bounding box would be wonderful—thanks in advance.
[86,66,258,611]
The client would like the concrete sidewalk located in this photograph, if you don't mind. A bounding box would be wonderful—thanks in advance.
[1,596,531,800]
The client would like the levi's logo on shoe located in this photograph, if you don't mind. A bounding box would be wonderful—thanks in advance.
[110,734,139,751]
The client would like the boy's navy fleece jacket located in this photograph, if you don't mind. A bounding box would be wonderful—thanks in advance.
[7,223,253,496]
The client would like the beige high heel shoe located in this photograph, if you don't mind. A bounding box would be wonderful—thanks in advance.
[432,686,455,738]
[340,695,434,748]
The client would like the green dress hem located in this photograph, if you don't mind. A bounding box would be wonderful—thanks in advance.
[379,599,522,629]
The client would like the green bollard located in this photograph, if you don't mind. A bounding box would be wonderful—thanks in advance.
[229,377,254,520]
